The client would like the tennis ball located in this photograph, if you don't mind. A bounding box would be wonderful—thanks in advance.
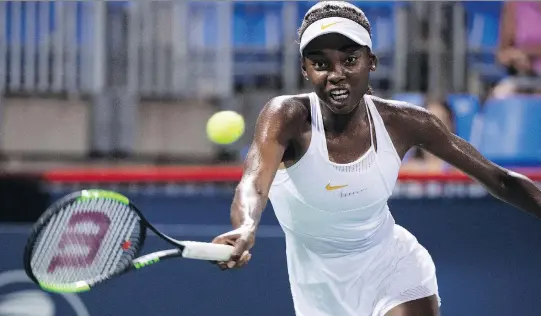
[206,110,245,145]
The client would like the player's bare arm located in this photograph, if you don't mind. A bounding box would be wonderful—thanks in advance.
[211,96,307,269]
[403,104,541,217]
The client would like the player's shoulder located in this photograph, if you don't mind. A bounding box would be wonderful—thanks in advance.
[262,93,310,123]
[368,95,433,127]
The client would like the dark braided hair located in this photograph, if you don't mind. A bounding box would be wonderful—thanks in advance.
[298,1,375,94]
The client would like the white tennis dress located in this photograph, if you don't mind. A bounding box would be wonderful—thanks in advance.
[268,93,440,316]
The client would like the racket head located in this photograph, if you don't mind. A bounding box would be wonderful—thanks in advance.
[24,190,146,293]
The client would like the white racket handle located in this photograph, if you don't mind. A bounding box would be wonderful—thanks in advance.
[180,241,235,261]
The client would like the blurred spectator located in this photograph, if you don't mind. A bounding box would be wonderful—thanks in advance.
[492,2,541,98]
[401,95,456,173]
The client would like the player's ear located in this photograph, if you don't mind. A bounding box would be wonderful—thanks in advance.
[300,57,309,80]
[369,52,378,72]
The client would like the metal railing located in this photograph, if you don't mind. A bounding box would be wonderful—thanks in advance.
[0,1,433,99]
[0,1,234,99]
[0,1,105,95]
[0,1,475,158]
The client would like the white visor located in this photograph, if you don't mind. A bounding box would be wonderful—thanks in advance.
[299,17,372,55]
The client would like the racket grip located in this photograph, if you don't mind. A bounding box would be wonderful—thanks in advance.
[180,241,235,261]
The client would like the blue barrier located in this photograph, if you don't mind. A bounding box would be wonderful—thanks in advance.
[233,2,283,49]
[447,93,481,141]
[2,192,541,316]
[479,97,541,167]
[464,1,507,82]
[391,92,425,106]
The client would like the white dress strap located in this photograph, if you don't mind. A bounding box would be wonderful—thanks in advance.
[363,95,397,157]
[364,98,375,150]
[309,93,330,157]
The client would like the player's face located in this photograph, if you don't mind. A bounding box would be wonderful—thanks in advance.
[302,33,376,114]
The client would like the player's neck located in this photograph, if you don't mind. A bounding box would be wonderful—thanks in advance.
[322,99,367,134]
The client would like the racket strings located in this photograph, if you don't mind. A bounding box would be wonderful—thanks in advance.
[30,197,142,286]
[110,215,139,275]
[32,199,96,283]
[93,200,130,278]
[32,200,84,280]
[97,203,138,277]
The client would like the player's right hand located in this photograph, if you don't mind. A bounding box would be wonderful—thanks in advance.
[211,226,255,270]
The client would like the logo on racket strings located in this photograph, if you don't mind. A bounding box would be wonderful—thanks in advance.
[47,212,111,273]
[121,240,132,250]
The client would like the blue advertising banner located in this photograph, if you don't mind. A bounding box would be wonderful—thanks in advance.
[2,192,541,316]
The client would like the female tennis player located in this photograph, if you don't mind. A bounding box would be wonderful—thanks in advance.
[212,2,541,315]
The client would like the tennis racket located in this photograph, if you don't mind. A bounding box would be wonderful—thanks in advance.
[24,189,234,293]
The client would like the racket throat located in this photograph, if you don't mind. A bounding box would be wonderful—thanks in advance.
[133,249,181,269]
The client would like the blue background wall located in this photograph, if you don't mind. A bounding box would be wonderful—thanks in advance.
[2,193,541,316]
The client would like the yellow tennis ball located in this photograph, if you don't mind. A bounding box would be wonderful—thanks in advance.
[206,111,245,145]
